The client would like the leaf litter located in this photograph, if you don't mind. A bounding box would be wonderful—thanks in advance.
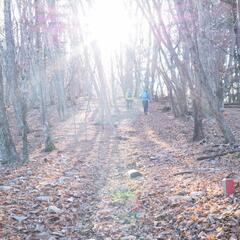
[0,102,240,239]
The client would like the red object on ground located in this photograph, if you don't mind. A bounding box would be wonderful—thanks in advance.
[222,176,240,196]
[222,178,235,196]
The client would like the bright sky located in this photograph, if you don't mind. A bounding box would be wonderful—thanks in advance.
[87,0,134,55]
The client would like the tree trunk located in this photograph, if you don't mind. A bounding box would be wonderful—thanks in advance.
[215,110,236,143]
[47,0,67,121]
[4,0,26,135]
[35,0,55,152]
[0,63,19,163]
[192,99,204,141]
[21,97,29,162]
[91,42,113,125]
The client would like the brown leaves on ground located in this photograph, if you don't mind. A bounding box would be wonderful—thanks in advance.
[0,101,240,239]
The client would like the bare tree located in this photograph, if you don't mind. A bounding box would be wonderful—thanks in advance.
[0,62,19,163]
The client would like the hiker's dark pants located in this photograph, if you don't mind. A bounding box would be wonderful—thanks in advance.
[142,100,148,114]
[126,100,133,110]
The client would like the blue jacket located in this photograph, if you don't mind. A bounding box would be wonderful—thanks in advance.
[141,90,150,101]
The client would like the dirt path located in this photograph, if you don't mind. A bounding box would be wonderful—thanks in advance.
[0,106,144,240]
[89,105,240,240]
[89,109,187,240]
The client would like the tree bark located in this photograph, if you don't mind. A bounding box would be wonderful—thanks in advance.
[0,63,19,163]
[35,0,55,152]
[192,99,204,141]
[47,0,67,121]
[4,0,26,135]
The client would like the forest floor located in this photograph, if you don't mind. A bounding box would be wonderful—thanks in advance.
[0,100,240,240]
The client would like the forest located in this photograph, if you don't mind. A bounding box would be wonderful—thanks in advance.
[0,0,240,239]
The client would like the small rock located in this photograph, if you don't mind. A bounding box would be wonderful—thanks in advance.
[190,191,203,199]
[26,170,33,175]
[67,197,74,203]
[128,169,143,179]
[64,170,79,177]
[12,214,28,222]
[48,206,63,214]
[150,156,159,161]
[0,185,12,191]
[36,196,51,202]
[170,195,193,205]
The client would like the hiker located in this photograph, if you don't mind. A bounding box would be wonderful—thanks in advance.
[125,89,134,110]
[141,88,150,114]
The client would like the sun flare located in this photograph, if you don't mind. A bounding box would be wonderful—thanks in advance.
[87,0,133,53]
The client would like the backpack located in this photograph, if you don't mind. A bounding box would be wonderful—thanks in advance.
[127,91,132,98]
[142,91,149,100]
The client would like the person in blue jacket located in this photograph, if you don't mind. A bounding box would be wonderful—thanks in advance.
[141,88,150,115]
